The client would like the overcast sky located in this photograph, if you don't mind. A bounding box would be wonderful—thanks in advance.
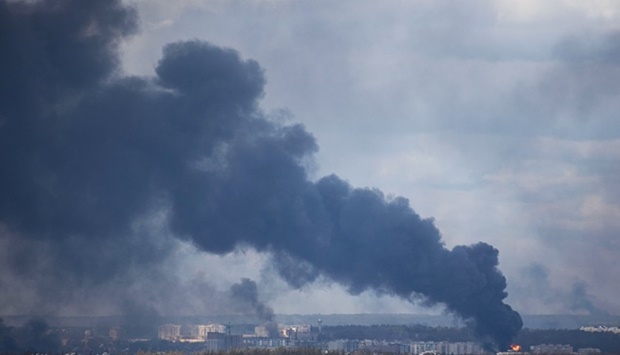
[114,0,620,315]
[1,0,619,323]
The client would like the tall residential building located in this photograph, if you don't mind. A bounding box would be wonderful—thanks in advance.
[158,324,181,341]
[188,324,225,338]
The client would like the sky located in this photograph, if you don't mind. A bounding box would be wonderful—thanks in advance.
[119,0,620,316]
[0,0,619,330]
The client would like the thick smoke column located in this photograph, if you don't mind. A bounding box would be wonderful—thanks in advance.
[0,0,522,349]
[230,278,278,337]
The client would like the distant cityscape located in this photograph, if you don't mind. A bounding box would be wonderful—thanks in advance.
[3,314,618,355]
[0,314,620,355]
[151,321,603,355]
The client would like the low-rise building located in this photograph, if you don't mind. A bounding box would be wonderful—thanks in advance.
[410,341,483,354]
[530,344,573,354]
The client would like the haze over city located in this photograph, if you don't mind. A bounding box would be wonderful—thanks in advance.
[1,0,619,350]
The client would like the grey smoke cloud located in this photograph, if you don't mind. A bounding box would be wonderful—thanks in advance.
[0,0,522,349]
[511,263,607,316]
[230,278,278,337]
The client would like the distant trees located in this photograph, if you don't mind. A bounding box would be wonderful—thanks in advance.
[320,324,476,342]
[134,349,341,355]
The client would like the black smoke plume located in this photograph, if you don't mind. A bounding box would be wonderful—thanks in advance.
[0,0,522,349]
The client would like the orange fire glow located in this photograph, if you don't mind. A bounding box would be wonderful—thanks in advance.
[510,344,522,352]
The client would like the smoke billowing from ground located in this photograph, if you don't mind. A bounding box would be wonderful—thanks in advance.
[0,0,521,349]
[230,278,278,337]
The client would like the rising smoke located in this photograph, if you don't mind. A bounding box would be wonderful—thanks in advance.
[230,278,278,337]
[0,0,522,349]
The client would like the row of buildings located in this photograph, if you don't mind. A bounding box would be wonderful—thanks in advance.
[580,325,620,334]
[156,324,603,355]
[327,340,483,355]
[158,323,314,342]
[158,323,228,341]
[157,323,317,351]
[497,344,601,355]
[50,322,606,355]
